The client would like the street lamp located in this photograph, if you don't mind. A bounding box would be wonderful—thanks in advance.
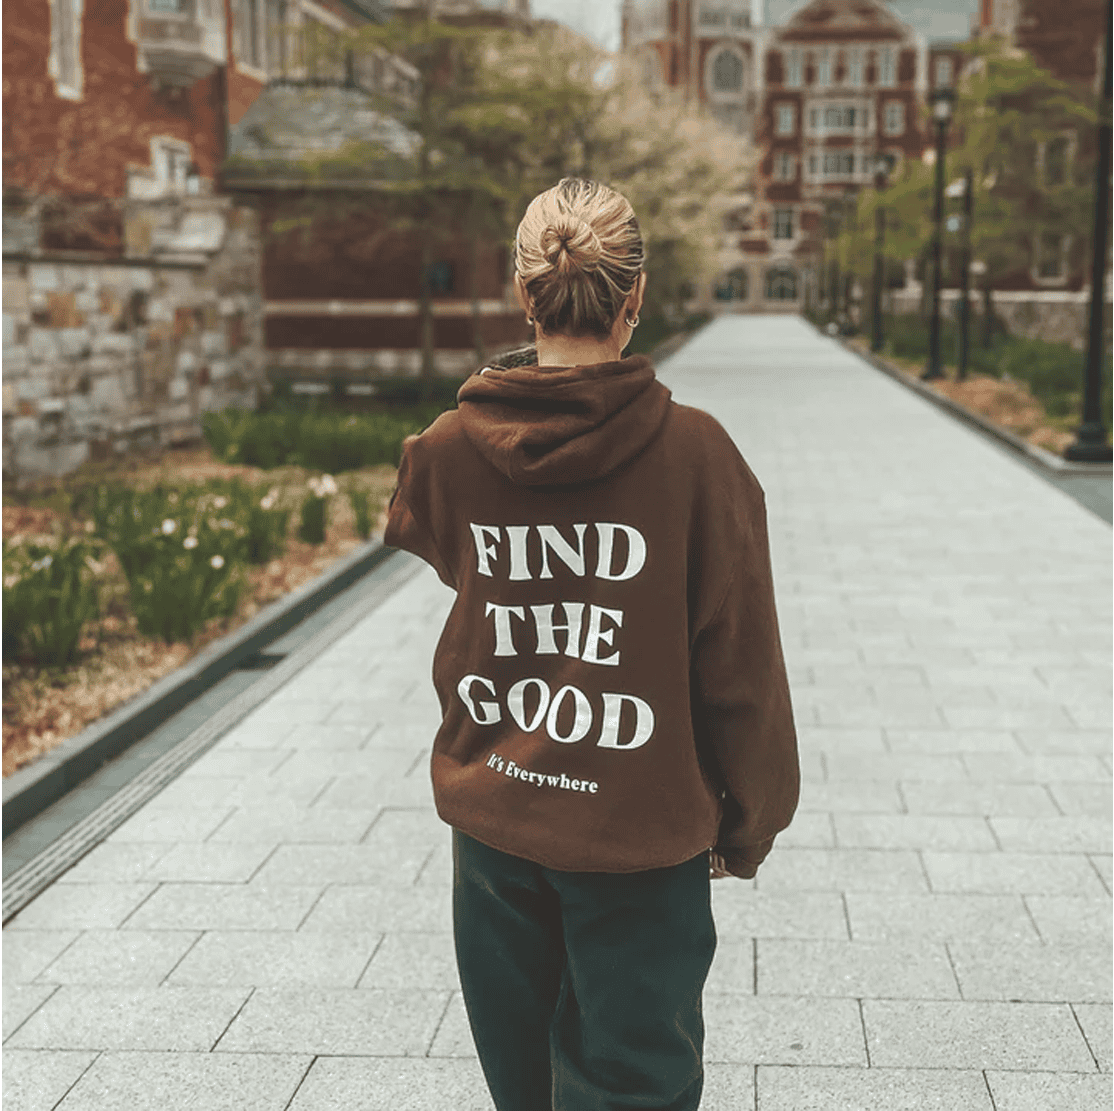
[1066,2,1113,462]
[922,85,956,381]
[871,153,894,353]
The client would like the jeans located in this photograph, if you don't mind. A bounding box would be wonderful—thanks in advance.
[452,830,717,1111]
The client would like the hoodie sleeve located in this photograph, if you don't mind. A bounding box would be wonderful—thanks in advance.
[384,433,456,589]
[689,444,799,880]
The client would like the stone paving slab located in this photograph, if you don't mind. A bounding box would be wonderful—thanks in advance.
[755,1065,995,1110]
[985,1072,1114,1111]
[55,1052,312,1111]
[4,316,1110,1109]
[2,1049,98,1111]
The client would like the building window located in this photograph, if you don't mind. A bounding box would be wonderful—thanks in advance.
[238,0,264,70]
[821,150,855,176]
[148,0,185,10]
[877,46,895,87]
[846,48,863,86]
[772,208,795,240]
[786,48,802,87]
[425,260,455,294]
[49,0,84,98]
[934,56,953,87]
[816,48,831,86]
[883,101,905,135]
[1034,232,1067,280]
[775,104,796,136]
[765,266,798,300]
[1043,135,1072,185]
[810,104,868,133]
[774,152,797,181]
[715,268,749,301]
[711,48,745,94]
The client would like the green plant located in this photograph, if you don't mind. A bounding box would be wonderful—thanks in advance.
[201,406,441,472]
[2,537,102,666]
[124,517,244,642]
[298,474,336,544]
[347,485,374,540]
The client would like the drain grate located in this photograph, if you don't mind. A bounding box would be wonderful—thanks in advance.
[2,553,425,924]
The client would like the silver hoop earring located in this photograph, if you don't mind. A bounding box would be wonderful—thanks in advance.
[526,315,535,326]
[625,314,639,328]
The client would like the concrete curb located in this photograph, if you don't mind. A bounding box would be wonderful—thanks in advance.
[2,537,399,837]
[839,336,1112,477]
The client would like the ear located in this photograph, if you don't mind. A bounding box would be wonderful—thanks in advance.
[513,273,532,315]
[628,271,647,317]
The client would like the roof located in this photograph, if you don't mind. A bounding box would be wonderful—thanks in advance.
[222,83,420,188]
[778,0,912,41]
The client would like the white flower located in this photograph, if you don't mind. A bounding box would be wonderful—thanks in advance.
[183,536,199,549]
[213,496,228,509]
[30,555,53,572]
[4,574,21,588]
[260,492,276,510]
[210,554,225,569]
[308,474,338,499]
[161,519,177,535]
[84,519,95,533]
[218,518,234,530]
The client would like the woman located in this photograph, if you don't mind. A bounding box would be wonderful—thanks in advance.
[385,177,799,1111]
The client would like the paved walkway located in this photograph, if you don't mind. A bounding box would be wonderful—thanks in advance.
[4,315,1111,1110]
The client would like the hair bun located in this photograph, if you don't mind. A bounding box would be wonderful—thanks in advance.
[540,218,603,273]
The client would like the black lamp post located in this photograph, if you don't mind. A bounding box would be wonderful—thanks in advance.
[871,154,893,353]
[923,85,956,380]
[1065,3,1113,462]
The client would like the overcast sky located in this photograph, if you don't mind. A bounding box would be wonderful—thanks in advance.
[529,0,980,52]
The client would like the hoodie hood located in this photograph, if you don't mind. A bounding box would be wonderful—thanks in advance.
[455,352,671,487]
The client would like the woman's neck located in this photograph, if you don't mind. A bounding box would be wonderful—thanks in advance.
[534,332,626,368]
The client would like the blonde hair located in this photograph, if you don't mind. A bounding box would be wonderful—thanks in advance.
[514,178,644,339]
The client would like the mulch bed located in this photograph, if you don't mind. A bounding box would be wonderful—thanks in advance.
[3,449,398,778]
[849,340,1076,455]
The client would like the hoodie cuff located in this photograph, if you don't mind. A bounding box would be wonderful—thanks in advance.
[714,836,777,879]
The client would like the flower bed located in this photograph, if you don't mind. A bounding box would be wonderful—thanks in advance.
[3,449,398,777]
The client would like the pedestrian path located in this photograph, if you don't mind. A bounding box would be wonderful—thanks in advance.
[4,315,1111,1110]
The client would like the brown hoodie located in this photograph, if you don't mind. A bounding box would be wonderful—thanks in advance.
[384,352,799,877]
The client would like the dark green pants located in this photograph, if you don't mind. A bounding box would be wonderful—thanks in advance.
[452,831,716,1111]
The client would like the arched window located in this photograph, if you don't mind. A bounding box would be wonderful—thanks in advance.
[765,266,798,301]
[710,48,744,94]
[715,267,749,301]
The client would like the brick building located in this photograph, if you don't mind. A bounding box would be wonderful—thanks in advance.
[621,0,1103,336]
[2,0,527,475]
[620,0,960,312]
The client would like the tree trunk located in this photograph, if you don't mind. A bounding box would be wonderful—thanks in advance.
[469,198,487,367]
[418,221,436,400]
[981,281,995,348]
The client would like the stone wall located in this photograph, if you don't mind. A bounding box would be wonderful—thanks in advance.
[3,197,264,478]
[888,288,1107,350]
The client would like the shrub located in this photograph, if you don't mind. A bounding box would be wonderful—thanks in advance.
[348,485,374,540]
[2,537,102,667]
[124,517,244,642]
[298,475,336,545]
[202,407,441,472]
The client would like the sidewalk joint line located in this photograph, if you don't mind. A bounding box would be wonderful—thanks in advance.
[942,941,965,1000]
[425,989,457,1057]
[1069,1003,1103,1071]
[115,882,162,930]
[209,985,255,1053]
[48,1047,101,1111]
[840,892,854,941]
[158,930,206,988]
[353,932,387,990]
[281,1055,320,1111]
[856,998,871,1067]
[1019,896,1046,943]
[982,1069,1000,1110]
[294,884,331,932]
[412,847,437,887]
[4,982,61,1044]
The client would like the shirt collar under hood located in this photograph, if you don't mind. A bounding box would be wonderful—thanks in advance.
[455,352,672,487]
